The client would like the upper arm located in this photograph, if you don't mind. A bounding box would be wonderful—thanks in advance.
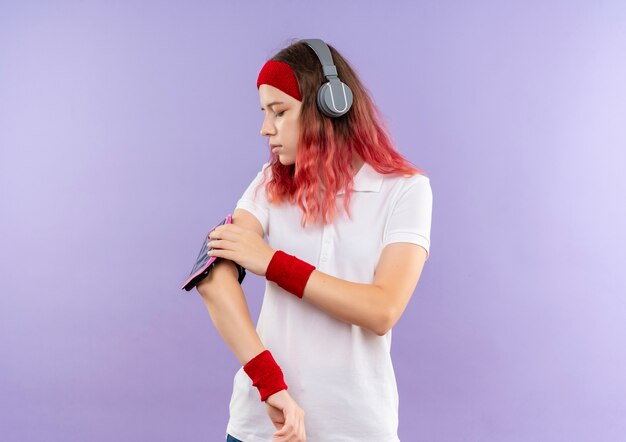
[373,243,428,332]
[232,207,264,239]
[375,175,433,332]
[233,162,271,237]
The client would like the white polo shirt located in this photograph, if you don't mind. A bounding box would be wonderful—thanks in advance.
[226,160,432,442]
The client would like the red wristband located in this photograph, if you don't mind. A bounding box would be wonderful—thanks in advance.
[243,350,288,402]
[265,250,316,298]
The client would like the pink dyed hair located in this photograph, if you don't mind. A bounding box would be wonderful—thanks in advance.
[254,38,428,228]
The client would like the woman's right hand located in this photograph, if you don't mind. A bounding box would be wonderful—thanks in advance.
[264,389,306,441]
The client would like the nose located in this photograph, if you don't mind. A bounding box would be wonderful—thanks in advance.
[260,114,276,137]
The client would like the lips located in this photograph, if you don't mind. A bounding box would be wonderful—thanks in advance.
[270,144,282,148]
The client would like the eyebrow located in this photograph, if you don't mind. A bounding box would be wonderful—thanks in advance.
[260,101,284,111]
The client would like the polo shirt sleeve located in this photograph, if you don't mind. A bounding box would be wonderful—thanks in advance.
[382,174,433,260]
[234,162,271,237]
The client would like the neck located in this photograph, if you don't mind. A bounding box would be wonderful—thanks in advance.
[352,155,364,176]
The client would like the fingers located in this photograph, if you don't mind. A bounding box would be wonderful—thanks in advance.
[265,402,285,431]
[210,224,242,240]
[207,240,238,261]
[272,405,306,441]
[207,238,233,249]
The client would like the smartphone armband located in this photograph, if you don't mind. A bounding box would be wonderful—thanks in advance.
[181,214,246,291]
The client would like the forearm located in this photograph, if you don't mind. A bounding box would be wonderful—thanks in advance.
[301,270,390,336]
[196,259,265,365]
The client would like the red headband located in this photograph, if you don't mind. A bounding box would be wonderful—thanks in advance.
[257,60,302,102]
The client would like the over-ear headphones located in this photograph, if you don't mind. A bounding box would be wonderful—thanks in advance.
[299,38,354,118]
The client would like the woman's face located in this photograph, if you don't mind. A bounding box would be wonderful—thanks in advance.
[259,84,303,166]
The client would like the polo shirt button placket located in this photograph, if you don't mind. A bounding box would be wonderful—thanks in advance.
[320,237,332,264]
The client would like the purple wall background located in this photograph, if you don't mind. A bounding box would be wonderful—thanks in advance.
[1,1,625,441]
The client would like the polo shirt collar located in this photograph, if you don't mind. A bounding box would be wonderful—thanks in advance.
[337,162,383,195]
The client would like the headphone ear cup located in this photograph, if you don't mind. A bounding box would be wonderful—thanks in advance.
[317,80,353,118]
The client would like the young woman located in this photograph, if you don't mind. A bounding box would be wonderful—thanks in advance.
[197,38,433,442]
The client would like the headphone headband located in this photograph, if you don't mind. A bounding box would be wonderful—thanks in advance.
[299,38,354,118]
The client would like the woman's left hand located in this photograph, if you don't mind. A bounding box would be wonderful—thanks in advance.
[207,224,275,277]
